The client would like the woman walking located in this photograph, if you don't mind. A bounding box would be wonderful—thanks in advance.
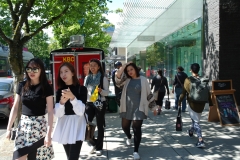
[6,58,54,160]
[84,58,109,156]
[151,69,170,114]
[52,62,87,160]
[115,62,158,160]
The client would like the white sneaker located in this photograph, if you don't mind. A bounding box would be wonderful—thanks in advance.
[96,150,102,156]
[126,138,131,145]
[89,146,96,154]
[133,152,140,160]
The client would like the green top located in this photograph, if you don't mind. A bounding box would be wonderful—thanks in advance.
[179,78,213,113]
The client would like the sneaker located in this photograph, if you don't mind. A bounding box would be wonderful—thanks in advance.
[96,150,102,156]
[196,140,205,148]
[187,130,193,138]
[133,152,140,160]
[89,146,96,154]
[126,138,132,146]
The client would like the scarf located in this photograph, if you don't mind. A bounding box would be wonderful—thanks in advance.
[85,71,102,93]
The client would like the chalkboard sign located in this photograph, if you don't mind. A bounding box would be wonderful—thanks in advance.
[215,94,240,126]
[212,80,232,91]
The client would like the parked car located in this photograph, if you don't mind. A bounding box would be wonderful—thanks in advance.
[0,78,14,119]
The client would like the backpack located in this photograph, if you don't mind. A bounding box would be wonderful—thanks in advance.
[188,76,209,103]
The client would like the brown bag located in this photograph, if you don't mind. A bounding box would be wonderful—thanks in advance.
[79,86,96,140]
[84,119,96,140]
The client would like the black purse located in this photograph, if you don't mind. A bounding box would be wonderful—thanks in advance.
[10,129,17,140]
[165,95,171,110]
[176,107,183,131]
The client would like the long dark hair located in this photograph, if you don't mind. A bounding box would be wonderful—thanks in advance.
[157,69,163,77]
[57,62,79,89]
[88,58,104,75]
[124,62,140,78]
[24,58,48,96]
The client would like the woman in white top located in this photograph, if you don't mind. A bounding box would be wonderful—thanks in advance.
[52,62,87,160]
[84,58,109,156]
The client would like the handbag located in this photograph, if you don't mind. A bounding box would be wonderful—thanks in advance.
[79,85,96,140]
[10,128,17,140]
[84,113,96,141]
[176,107,183,131]
[165,95,171,110]
[153,91,158,101]
[153,79,163,101]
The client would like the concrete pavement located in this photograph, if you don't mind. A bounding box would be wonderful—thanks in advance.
[1,81,240,159]
[51,100,240,160]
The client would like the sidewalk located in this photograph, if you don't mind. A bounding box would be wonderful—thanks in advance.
[50,100,240,160]
[1,82,240,159]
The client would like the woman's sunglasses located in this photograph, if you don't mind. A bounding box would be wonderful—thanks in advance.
[26,67,40,73]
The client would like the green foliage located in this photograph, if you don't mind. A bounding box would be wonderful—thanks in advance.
[26,31,50,68]
[0,0,112,78]
[52,0,113,55]
[146,42,165,67]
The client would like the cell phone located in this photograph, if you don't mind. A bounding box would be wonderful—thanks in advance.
[62,89,68,92]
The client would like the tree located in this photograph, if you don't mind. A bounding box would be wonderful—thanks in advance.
[51,3,113,55]
[0,0,111,84]
[146,42,165,67]
[26,31,50,68]
[0,0,111,125]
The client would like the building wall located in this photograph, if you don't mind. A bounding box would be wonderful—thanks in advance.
[219,0,240,105]
[204,0,240,105]
[117,47,127,63]
[203,0,220,81]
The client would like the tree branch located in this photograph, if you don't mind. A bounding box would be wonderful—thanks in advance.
[6,0,19,29]
[0,28,12,44]
[21,5,71,44]
[13,0,35,41]
[25,19,30,33]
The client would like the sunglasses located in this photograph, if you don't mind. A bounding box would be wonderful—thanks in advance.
[26,67,40,73]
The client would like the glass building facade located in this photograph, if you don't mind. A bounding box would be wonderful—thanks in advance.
[144,18,202,88]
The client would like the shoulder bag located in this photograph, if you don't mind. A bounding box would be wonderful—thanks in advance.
[176,107,183,131]
[165,94,171,110]
[176,75,184,88]
[153,78,162,101]
[79,86,96,141]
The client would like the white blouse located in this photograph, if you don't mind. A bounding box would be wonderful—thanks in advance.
[52,98,87,144]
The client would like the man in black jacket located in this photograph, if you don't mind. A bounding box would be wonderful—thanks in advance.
[112,61,122,105]
[172,66,188,111]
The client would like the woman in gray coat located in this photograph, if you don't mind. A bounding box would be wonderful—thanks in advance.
[151,69,170,114]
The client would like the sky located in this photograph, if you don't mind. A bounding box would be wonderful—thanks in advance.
[104,0,124,25]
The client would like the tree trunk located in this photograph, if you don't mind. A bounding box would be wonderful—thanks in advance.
[8,43,24,127]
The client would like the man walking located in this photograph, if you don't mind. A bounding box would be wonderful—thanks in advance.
[112,61,122,105]
[172,66,188,111]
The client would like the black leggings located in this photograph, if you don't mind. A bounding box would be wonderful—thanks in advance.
[122,118,143,152]
[85,102,107,150]
[63,140,83,160]
[156,91,165,106]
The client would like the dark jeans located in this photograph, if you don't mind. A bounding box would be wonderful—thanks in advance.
[122,118,143,152]
[175,87,186,111]
[86,101,106,150]
[63,140,83,160]
[156,91,165,106]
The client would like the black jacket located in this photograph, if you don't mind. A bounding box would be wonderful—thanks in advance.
[151,75,169,94]
[173,71,188,88]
